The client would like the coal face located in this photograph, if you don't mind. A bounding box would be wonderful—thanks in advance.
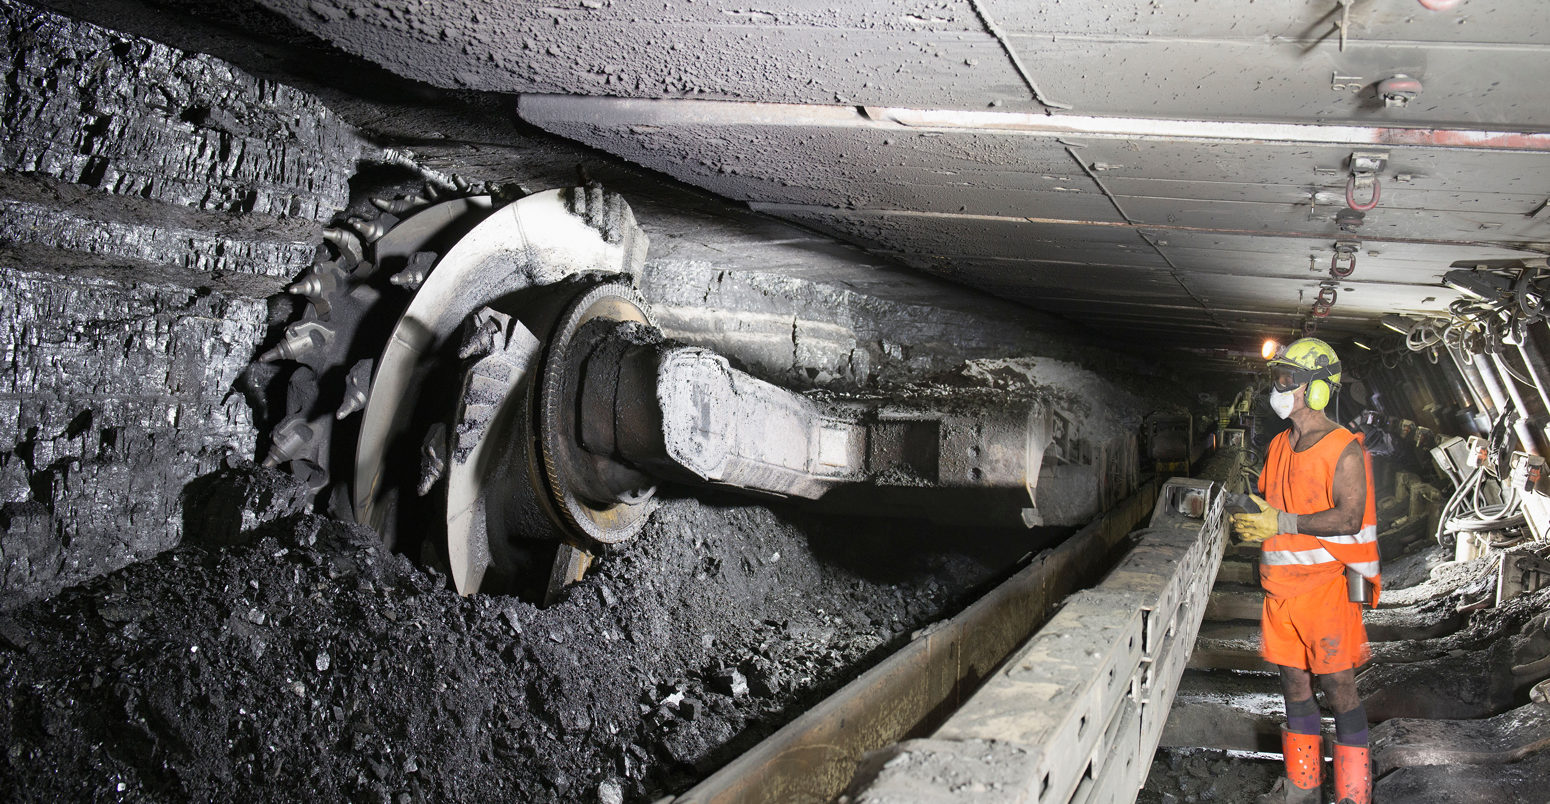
[0,0,368,608]
[0,468,1026,802]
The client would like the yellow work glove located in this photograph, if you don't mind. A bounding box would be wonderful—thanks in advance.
[1229,494,1298,544]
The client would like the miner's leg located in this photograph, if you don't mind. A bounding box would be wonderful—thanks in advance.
[1278,665,1322,804]
[1322,668,1370,804]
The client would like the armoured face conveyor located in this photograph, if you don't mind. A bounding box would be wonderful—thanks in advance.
[265,186,1114,602]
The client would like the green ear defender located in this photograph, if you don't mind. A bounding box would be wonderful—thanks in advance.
[1307,378,1331,411]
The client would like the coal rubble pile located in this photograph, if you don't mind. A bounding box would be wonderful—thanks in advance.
[0,469,1007,802]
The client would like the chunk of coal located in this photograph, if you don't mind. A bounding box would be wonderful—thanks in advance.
[181,464,312,548]
[712,668,749,698]
[748,671,779,697]
[680,697,702,720]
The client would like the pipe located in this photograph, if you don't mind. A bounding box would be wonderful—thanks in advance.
[1368,362,1415,422]
[1435,352,1478,413]
[1365,364,1407,421]
[1501,350,1550,420]
[1409,360,1449,431]
[1489,352,1544,455]
[1453,346,1500,422]
[1520,323,1550,415]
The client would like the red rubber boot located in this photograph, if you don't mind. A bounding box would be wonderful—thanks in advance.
[1333,742,1371,804]
[1282,728,1322,804]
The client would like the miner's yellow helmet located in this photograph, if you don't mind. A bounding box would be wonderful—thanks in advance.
[1266,337,1341,411]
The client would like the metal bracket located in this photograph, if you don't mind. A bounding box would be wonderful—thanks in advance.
[1331,73,1365,93]
[1378,74,1424,108]
[1349,152,1389,176]
[1497,553,1550,605]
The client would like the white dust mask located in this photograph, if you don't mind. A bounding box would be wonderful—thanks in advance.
[1269,388,1296,419]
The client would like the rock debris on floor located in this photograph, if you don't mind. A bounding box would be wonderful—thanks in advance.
[1136,748,1281,804]
[0,468,1026,802]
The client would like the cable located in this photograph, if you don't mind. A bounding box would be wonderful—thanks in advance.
[1446,513,1526,532]
[1405,319,1445,351]
[1436,465,1482,545]
[1489,531,1533,549]
[1435,407,1531,546]
[1496,354,1537,387]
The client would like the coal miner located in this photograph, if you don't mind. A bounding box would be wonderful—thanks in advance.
[1231,337,1381,804]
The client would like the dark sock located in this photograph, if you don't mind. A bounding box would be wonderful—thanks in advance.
[1286,696,1320,735]
[1334,704,1369,746]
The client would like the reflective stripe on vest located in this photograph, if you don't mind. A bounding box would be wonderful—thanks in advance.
[1262,523,1381,580]
[1263,547,1338,566]
[1319,524,1377,546]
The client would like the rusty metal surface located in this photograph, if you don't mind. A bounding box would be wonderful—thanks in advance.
[671,479,1160,804]
[536,282,660,547]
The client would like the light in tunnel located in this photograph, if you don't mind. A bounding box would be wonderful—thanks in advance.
[1381,314,1418,334]
[1261,339,1280,360]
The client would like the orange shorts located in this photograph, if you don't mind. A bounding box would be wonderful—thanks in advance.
[1261,572,1370,673]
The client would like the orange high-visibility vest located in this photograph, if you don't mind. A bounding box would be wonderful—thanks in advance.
[1257,427,1381,601]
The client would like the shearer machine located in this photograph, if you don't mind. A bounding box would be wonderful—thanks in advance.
[258,185,1132,602]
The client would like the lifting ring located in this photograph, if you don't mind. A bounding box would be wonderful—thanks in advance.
[1311,286,1338,318]
[1346,174,1381,211]
[1331,252,1356,279]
